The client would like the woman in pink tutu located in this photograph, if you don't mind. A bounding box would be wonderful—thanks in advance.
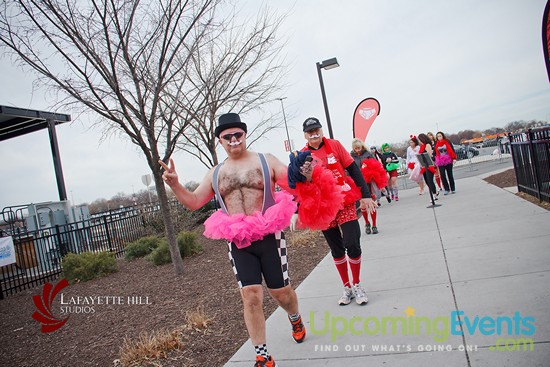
[434,131,457,195]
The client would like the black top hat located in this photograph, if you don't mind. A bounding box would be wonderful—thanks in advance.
[215,113,247,138]
[303,117,322,132]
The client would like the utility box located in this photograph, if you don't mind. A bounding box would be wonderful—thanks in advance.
[26,201,71,231]
[71,204,90,223]
[22,200,90,273]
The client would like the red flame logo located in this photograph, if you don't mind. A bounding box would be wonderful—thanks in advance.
[32,278,70,333]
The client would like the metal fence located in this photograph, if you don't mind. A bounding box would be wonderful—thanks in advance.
[509,127,550,203]
[0,210,149,299]
[0,198,213,299]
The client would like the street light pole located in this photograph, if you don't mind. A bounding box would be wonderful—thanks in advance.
[277,97,292,151]
[316,57,339,139]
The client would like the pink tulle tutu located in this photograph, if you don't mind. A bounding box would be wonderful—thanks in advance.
[435,154,453,167]
[203,191,297,249]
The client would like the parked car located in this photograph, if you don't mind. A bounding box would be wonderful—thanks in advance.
[453,144,480,160]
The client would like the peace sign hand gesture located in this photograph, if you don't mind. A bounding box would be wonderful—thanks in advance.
[158,158,179,187]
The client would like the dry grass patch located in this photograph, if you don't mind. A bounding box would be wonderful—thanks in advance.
[287,229,323,248]
[117,307,214,366]
[185,305,212,331]
[119,328,184,367]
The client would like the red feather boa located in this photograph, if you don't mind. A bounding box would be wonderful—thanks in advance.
[295,165,344,230]
[360,158,388,189]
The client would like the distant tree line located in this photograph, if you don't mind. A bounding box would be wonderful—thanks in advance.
[389,120,547,158]
[446,120,547,145]
[87,182,199,214]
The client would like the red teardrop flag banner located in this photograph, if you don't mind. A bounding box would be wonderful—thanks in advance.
[352,97,380,142]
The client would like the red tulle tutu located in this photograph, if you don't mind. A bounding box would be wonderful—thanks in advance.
[342,176,361,206]
[203,191,297,249]
[295,165,344,230]
[361,158,389,189]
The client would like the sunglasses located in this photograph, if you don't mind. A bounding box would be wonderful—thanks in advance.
[221,132,244,141]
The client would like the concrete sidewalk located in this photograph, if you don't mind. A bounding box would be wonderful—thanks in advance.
[224,171,550,367]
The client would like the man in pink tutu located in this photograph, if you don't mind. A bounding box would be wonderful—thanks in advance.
[159,112,306,367]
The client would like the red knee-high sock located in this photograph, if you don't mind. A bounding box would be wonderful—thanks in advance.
[333,256,350,287]
[348,256,362,285]
[435,176,442,189]
[361,211,370,225]
[370,210,377,227]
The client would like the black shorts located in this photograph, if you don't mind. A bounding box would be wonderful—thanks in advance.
[227,231,289,289]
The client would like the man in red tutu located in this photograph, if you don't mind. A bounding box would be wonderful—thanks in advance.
[300,118,376,306]
[159,113,307,367]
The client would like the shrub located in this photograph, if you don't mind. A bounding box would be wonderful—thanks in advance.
[124,236,163,260]
[176,231,202,257]
[146,241,172,266]
[62,251,118,283]
[146,232,202,266]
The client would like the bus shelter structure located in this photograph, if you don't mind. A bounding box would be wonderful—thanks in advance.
[0,105,71,201]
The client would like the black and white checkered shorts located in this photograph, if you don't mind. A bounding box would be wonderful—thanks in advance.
[227,231,289,289]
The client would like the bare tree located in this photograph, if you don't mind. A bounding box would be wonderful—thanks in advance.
[173,7,288,168]
[389,140,409,158]
[0,0,224,275]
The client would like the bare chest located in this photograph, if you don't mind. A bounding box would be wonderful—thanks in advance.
[218,167,264,194]
[217,165,266,215]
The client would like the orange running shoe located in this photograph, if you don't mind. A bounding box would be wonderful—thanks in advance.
[289,315,306,343]
[254,355,277,367]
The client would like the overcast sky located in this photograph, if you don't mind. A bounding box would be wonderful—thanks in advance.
[1,0,549,209]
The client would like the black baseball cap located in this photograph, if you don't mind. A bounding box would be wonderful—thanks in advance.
[303,117,322,132]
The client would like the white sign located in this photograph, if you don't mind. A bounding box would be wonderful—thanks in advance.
[0,236,16,267]
[141,174,152,187]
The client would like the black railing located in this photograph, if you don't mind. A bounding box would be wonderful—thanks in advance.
[0,210,148,299]
[0,198,214,299]
[509,127,550,203]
